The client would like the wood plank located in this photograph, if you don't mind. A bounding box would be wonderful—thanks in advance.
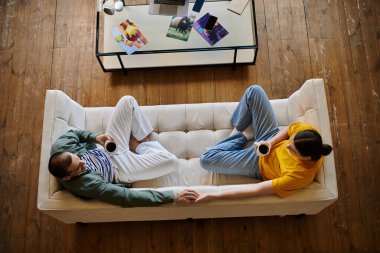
[174,220,193,253]
[309,35,356,253]
[160,69,177,105]
[356,0,380,229]
[253,217,285,253]
[161,220,177,253]
[222,218,240,253]
[88,55,107,107]
[263,0,286,98]
[25,7,55,247]
[146,71,162,105]
[5,0,33,251]
[254,0,273,96]
[146,221,162,253]
[318,0,338,39]
[192,219,224,253]
[173,73,188,104]
[0,172,15,252]
[3,0,31,174]
[279,0,312,93]
[39,216,60,253]
[0,0,16,50]
[0,50,12,166]
[303,0,321,38]
[214,66,246,102]
[237,218,256,253]
[343,0,380,250]
[51,47,80,98]
[187,68,209,104]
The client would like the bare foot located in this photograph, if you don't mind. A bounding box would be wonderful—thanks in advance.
[139,135,150,143]
[129,135,139,152]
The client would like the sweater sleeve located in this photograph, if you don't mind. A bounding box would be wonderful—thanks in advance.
[51,130,98,155]
[60,173,175,207]
[73,129,98,143]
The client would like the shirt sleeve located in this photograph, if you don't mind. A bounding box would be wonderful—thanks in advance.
[272,176,299,198]
[51,130,98,155]
[271,170,315,198]
[72,129,98,143]
[61,173,175,207]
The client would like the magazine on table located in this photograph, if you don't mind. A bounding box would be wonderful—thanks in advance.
[111,19,148,55]
[166,14,196,41]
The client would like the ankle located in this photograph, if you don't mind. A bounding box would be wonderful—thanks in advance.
[242,126,254,141]
[229,128,239,136]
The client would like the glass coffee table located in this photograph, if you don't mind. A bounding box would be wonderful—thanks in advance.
[96,0,258,72]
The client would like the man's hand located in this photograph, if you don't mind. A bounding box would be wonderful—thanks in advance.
[174,189,200,205]
[96,134,114,146]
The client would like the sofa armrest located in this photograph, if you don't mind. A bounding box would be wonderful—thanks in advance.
[38,90,86,209]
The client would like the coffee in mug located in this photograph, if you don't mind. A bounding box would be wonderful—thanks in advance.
[105,140,117,154]
[255,142,270,156]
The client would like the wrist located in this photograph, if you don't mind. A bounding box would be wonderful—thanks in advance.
[268,139,275,147]
[93,133,101,143]
[173,192,180,204]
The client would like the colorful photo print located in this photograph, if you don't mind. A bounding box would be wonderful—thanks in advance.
[112,19,148,55]
[166,14,196,41]
[193,13,229,46]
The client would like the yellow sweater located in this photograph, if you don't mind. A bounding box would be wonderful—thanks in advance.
[259,122,323,198]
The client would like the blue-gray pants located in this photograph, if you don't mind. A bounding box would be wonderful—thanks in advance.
[200,85,279,179]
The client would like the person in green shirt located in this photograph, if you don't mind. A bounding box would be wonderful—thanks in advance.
[48,96,199,207]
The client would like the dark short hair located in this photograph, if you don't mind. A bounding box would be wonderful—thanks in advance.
[294,130,333,161]
[48,152,72,178]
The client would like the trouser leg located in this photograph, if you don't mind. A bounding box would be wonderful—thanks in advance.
[230,85,279,142]
[200,132,260,178]
[112,142,178,183]
[106,96,153,153]
[200,85,279,178]
[107,96,177,183]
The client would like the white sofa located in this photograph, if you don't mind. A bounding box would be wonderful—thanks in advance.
[37,78,338,224]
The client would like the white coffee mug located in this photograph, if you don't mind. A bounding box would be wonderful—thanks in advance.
[105,140,117,154]
[255,142,270,156]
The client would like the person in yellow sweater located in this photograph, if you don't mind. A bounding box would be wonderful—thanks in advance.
[198,85,332,202]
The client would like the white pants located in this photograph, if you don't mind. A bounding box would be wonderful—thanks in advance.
[106,96,178,183]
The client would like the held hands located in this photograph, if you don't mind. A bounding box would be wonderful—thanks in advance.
[174,190,217,204]
[174,190,200,205]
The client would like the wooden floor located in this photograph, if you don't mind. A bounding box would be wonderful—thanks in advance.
[1,0,379,252]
